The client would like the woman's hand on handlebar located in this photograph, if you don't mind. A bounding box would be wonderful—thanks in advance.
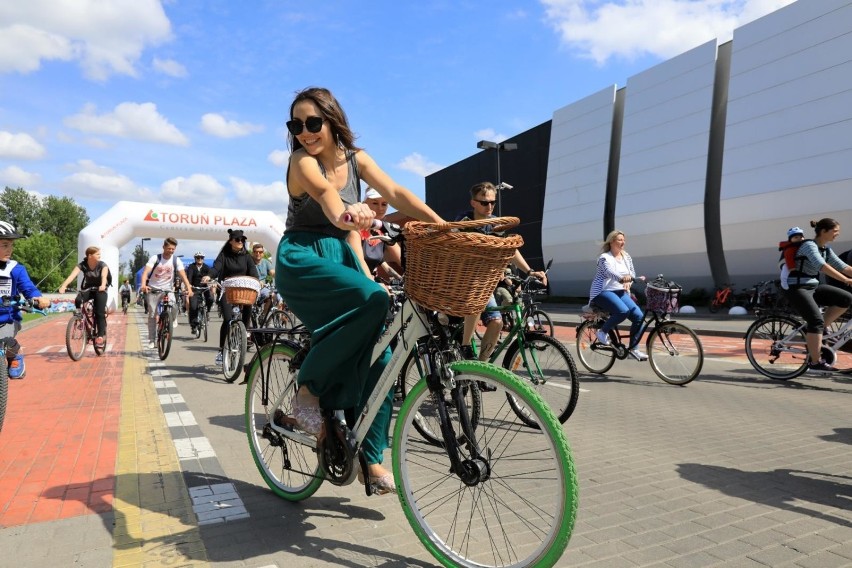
[339,203,376,231]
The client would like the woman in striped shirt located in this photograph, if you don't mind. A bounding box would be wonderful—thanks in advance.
[589,230,647,361]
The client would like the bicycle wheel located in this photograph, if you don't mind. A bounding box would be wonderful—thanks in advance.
[647,322,703,385]
[65,315,87,361]
[744,315,807,380]
[200,309,208,343]
[398,347,481,448]
[529,309,555,336]
[158,312,172,360]
[394,361,577,568]
[0,354,8,432]
[223,321,248,383]
[245,343,324,501]
[264,309,293,329]
[503,332,579,425]
[575,320,616,374]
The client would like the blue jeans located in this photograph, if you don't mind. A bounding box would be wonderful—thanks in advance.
[592,289,644,347]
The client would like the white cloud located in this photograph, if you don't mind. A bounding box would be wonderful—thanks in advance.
[0,131,47,160]
[230,177,288,210]
[152,56,186,78]
[200,113,265,139]
[160,173,228,204]
[0,0,172,80]
[62,159,153,200]
[64,102,189,146]
[1,165,42,189]
[474,128,509,144]
[540,0,797,64]
[397,152,443,177]
[267,149,290,168]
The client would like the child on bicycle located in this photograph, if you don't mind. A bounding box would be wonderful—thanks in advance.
[0,221,51,379]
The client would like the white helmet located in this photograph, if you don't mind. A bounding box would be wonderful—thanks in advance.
[0,221,24,239]
[194,251,205,258]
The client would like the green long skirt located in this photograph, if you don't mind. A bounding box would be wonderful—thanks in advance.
[275,231,392,464]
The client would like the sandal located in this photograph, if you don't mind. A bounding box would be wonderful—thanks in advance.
[357,467,396,496]
[291,391,323,437]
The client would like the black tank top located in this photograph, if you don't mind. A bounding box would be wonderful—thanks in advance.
[285,150,360,239]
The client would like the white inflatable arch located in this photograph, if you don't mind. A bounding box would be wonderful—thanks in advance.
[77,201,286,308]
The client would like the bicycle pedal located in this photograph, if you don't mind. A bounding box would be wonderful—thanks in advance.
[272,409,296,431]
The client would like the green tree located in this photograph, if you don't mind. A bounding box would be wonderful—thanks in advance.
[38,195,89,278]
[131,244,147,276]
[1,187,41,236]
[13,232,64,291]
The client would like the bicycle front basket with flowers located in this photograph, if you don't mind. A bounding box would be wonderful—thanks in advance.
[645,276,682,315]
[403,217,524,316]
[222,276,262,306]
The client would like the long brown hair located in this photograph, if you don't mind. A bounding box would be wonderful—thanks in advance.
[288,87,361,153]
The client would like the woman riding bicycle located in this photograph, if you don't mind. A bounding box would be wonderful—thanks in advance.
[783,218,852,373]
[204,229,258,366]
[276,86,443,495]
[588,229,647,361]
[58,245,110,348]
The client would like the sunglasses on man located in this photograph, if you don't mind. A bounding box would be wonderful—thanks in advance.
[286,116,324,136]
[474,199,496,207]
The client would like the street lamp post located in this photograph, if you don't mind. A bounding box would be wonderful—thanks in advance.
[477,140,517,217]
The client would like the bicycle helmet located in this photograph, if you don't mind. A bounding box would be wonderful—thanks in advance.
[194,251,205,258]
[0,221,24,239]
[787,226,804,239]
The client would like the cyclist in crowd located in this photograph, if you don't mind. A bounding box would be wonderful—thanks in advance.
[588,229,647,361]
[251,242,279,308]
[140,237,193,350]
[783,218,852,373]
[0,221,50,379]
[360,187,402,281]
[58,245,111,348]
[119,279,133,311]
[203,229,258,366]
[185,252,213,336]
[276,86,443,495]
[455,181,547,362]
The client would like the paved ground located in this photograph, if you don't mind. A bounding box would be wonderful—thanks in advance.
[1,305,851,567]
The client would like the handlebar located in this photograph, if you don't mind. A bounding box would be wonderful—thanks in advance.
[1,295,47,316]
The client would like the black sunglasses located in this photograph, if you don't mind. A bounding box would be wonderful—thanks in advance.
[286,116,324,136]
[475,199,496,207]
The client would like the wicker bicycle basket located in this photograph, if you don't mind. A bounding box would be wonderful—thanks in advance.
[402,217,524,316]
[646,282,681,314]
[222,276,261,306]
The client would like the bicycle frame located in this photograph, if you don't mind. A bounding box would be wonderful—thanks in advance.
[475,301,545,374]
[261,298,468,469]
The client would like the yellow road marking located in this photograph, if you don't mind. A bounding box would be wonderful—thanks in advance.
[113,317,209,567]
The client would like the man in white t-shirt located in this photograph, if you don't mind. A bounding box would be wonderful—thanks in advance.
[140,237,193,349]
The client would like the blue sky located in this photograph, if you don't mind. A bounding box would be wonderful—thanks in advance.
[0,0,795,260]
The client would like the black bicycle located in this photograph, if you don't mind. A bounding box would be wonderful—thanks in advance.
[190,285,211,342]
[148,287,174,360]
[1,296,46,433]
[576,276,704,385]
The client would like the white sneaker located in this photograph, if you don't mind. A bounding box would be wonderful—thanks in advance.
[147,341,155,349]
[629,348,648,361]
[173,319,178,329]
[595,330,610,345]
[215,351,223,365]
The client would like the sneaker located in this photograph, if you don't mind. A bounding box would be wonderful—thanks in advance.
[95,336,105,347]
[8,354,25,379]
[628,348,648,361]
[595,330,610,345]
[173,319,179,329]
[459,345,476,360]
[190,326,197,336]
[806,360,837,374]
[215,351,223,366]
[147,341,155,349]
